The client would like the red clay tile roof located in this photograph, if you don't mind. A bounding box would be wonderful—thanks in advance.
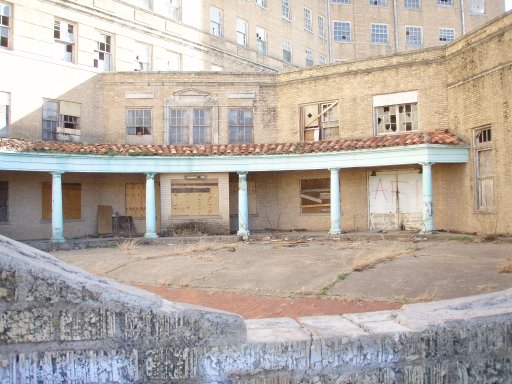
[0,130,464,157]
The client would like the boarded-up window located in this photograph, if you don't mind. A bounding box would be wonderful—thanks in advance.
[301,101,339,141]
[171,179,219,216]
[126,183,146,217]
[42,183,81,220]
[0,181,7,222]
[475,127,493,210]
[229,180,257,215]
[300,179,330,214]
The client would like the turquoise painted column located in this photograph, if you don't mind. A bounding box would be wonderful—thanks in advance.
[329,168,342,235]
[144,172,158,239]
[51,171,65,242]
[237,171,250,238]
[421,162,434,234]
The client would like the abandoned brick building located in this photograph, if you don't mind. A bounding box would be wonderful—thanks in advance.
[0,0,511,241]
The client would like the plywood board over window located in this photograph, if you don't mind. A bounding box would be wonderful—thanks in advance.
[125,183,146,217]
[171,179,219,216]
[300,178,330,213]
[42,183,81,220]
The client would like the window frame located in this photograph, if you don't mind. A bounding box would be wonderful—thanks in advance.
[333,21,352,42]
[228,108,254,144]
[404,0,421,9]
[318,15,325,38]
[126,108,152,136]
[304,7,313,32]
[371,23,388,44]
[0,2,12,49]
[168,107,212,145]
[210,6,223,37]
[439,28,455,43]
[301,101,340,141]
[369,0,387,6]
[236,18,248,46]
[282,39,292,63]
[282,0,291,20]
[331,0,351,4]
[319,54,326,65]
[42,99,81,141]
[437,0,453,6]
[94,32,113,71]
[300,178,330,214]
[469,0,485,14]
[256,0,268,8]
[405,25,422,47]
[474,126,494,211]
[54,19,76,63]
[133,41,151,71]
[168,0,181,20]
[374,103,418,135]
[256,27,267,55]
[305,48,314,67]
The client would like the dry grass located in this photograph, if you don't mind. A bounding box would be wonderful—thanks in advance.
[476,283,498,293]
[169,239,239,257]
[116,238,141,256]
[499,259,512,273]
[351,245,411,272]
[414,289,439,303]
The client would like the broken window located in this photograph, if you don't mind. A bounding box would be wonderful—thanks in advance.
[301,101,339,141]
[439,28,455,43]
[282,39,292,63]
[0,181,7,222]
[305,48,314,67]
[304,8,312,32]
[437,0,452,5]
[228,109,253,143]
[94,32,112,71]
[42,100,81,141]
[405,26,422,46]
[369,0,387,6]
[375,103,418,134]
[42,183,81,220]
[475,127,493,211]
[0,91,9,137]
[125,183,145,218]
[282,0,291,20]
[210,6,223,36]
[300,179,330,214]
[168,0,180,20]
[168,108,211,144]
[371,24,388,44]
[54,19,75,63]
[256,0,267,7]
[256,27,267,54]
[404,0,421,9]
[133,42,151,71]
[333,21,351,42]
[470,0,485,14]
[236,18,248,46]
[171,178,219,216]
[0,2,11,49]
[318,15,325,38]
[126,109,151,136]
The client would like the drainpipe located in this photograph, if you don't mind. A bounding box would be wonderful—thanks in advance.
[327,0,333,63]
[393,0,400,53]
[460,0,467,35]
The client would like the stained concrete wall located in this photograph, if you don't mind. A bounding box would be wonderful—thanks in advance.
[1,235,512,383]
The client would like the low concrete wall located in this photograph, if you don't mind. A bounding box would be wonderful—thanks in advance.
[1,234,511,383]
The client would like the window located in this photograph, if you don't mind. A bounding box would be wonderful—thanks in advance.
[256,27,267,54]
[470,0,485,14]
[331,0,351,3]
[42,183,81,220]
[165,50,181,70]
[318,15,325,38]
[301,101,339,141]
[439,28,455,43]
[282,0,291,20]
[375,104,418,134]
[474,127,493,210]
[256,0,267,7]
[0,2,11,49]
[304,8,312,31]
[282,39,292,63]
[126,109,151,136]
[168,0,181,20]
[404,0,421,8]
[405,26,422,46]
[371,24,388,44]
[300,179,330,214]
[236,18,248,46]
[125,183,145,217]
[333,21,351,42]
[0,91,9,137]
[42,100,81,141]
[228,109,253,143]
[54,19,75,63]
[0,181,7,222]
[134,42,151,71]
[305,48,314,66]
[94,32,112,71]
[210,7,222,37]
[168,108,211,144]
[369,0,387,6]
[437,0,452,5]
[171,179,219,216]
[210,65,223,71]
[319,54,326,65]
[132,0,151,9]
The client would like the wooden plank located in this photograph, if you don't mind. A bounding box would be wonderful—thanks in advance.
[171,179,219,216]
[97,205,113,234]
[301,203,330,208]
[300,193,322,204]
[305,101,339,128]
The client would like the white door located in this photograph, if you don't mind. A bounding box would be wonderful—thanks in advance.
[368,171,422,231]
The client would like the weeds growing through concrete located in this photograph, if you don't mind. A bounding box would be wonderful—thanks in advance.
[351,245,411,272]
[317,273,347,297]
[448,235,474,242]
[499,259,512,273]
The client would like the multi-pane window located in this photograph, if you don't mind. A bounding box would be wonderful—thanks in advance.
[256,27,267,54]
[134,42,151,71]
[404,0,421,8]
[319,54,326,65]
[318,15,325,38]
[132,0,151,9]
[375,103,418,134]
[0,181,7,222]
[42,100,81,141]
[405,26,422,46]
[282,39,292,63]
[236,18,248,46]
[439,28,455,43]
[210,7,223,36]
[168,0,181,20]
[165,50,181,70]
[0,2,11,49]
[168,108,211,144]
[304,8,312,31]
[256,0,267,7]
[228,109,253,143]
[437,0,453,5]
[305,48,314,66]
[331,0,351,3]
[282,0,291,20]
[333,21,351,41]
[94,33,112,71]
[369,0,387,6]
[474,127,493,210]
[54,19,75,63]
[0,91,9,137]
[126,109,151,136]
[301,101,339,141]
[470,0,485,14]
[371,24,388,44]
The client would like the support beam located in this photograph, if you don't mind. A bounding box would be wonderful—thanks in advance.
[51,171,65,242]
[329,168,342,235]
[421,163,434,234]
[144,172,158,239]
[237,171,250,238]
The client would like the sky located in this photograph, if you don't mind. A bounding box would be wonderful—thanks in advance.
[507,0,512,11]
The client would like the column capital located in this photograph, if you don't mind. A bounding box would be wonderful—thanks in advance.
[51,171,64,176]
[145,172,157,179]
[328,167,340,172]
[237,171,248,176]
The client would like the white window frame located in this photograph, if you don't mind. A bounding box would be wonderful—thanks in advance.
[305,48,314,66]
[371,24,388,44]
[304,8,313,32]
[133,42,151,71]
[369,0,387,6]
[256,27,267,55]
[319,54,326,65]
[0,91,9,138]
[164,50,181,71]
[282,39,292,63]
[54,19,76,63]
[282,0,291,20]
[405,26,422,46]
[210,6,223,37]
[470,0,485,14]
[94,32,112,71]
[236,18,248,46]
[331,0,351,3]
[0,2,12,49]
[42,99,81,141]
[168,108,212,145]
[437,0,453,6]
[228,109,254,144]
[439,28,455,43]
[333,21,351,42]
[168,0,181,20]
[256,0,267,8]
[318,15,325,38]
[404,0,421,8]
[132,0,151,9]
[126,108,152,136]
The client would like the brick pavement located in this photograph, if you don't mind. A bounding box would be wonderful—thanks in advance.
[137,285,401,319]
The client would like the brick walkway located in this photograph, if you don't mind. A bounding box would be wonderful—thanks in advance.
[137,285,401,319]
